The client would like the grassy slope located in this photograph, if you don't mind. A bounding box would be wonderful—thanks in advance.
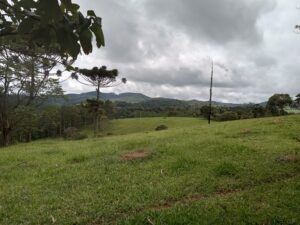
[0,116,300,224]
[101,117,203,136]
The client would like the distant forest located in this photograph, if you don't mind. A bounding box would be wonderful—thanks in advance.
[1,91,298,146]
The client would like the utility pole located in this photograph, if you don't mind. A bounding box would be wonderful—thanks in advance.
[208,60,214,124]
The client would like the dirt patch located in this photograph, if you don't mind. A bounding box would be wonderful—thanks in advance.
[240,129,252,134]
[120,149,151,161]
[88,173,299,225]
[277,154,300,163]
[149,189,242,212]
[271,118,283,125]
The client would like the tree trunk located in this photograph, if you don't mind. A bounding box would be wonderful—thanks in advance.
[1,120,12,147]
[94,84,100,137]
[27,132,32,143]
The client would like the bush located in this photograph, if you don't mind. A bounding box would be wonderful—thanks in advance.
[155,125,168,131]
[214,111,239,121]
[63,127,87,140]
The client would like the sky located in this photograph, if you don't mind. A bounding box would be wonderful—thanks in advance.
[62,0,300,103]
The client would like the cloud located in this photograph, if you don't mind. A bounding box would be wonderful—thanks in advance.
[66,0,300,103]
[144,0,276,44]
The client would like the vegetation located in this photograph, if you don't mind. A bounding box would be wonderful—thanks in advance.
[72,66,125,136]
[0,44,64,146]
[266,94,293,116]
[0,0,105,59]
[0,116,299,224]
[0,2,300,224]
[0,0,109,146]
[155,124,168,131]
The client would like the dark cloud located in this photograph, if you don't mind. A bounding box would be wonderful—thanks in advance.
[67,0,299,103]
[144,0,276,44]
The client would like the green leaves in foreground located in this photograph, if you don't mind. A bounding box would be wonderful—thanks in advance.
[0,0,105,59]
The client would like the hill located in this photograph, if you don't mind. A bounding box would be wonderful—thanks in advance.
[1,116,300,224]
[47,92,151,105]
[47,91,264,107]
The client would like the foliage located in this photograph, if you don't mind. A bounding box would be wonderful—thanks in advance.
[214,111,239,121]
[0,45,63,146]
[63,127,87,140]
[155,124,168,131]
[295,93,300,105]
[267,94,293,116]
[1,116,300,224]
[0,0,105,59]
[71,66,125,136]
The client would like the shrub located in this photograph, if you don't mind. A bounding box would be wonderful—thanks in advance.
[214,111,239,121]
[63,127,87,140]
[155,125,168,131]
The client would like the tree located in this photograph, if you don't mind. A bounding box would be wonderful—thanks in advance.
[14,106,38,142]
[252,104,265,118]
[295,93,300,105]
[0,0,105,59]
[266,94,293,116]
[39,105,61,138]
[72,66,126,136]
[0,44,63,146]
[201,105,217,120]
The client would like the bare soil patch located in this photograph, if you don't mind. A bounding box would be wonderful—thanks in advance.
[272,118,283,125]
[277,154,300,163]
[120,149,151,161]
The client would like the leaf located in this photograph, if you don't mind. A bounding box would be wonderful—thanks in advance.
[87,10,96,17]
[18,18,34,34]
[16,0,36,10]
[90,19,105,47]
[79,29,93,54]
[56,24,80,59]
[61,0,72,9]
[61,0,79,14]
[37,0,63,23]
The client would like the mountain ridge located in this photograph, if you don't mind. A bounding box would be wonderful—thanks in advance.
[47,91,266,107]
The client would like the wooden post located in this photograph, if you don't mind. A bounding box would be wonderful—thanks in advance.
[208,60,214,125]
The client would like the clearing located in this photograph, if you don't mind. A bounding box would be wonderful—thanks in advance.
[0,116,300,225]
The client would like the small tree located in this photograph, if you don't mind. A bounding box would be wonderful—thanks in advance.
[252,104,265,118]
[266,94,293,116]
[295,93,300,106]
[72,66,126,136]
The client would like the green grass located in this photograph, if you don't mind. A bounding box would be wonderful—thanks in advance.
[0,116,300,224]
[98,117,205,136]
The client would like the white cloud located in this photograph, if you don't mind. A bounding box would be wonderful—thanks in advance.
[63,0,300,103]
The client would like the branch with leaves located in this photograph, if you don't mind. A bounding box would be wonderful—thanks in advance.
[0,0,105,59]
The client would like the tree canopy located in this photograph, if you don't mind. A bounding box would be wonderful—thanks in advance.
[0,0,105,59]
[266,94,293,116]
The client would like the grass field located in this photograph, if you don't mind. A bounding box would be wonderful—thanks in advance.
[0,116,300,224]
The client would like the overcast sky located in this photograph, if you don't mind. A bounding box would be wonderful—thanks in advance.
[63,0,300,103]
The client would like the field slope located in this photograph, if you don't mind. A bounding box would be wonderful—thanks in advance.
[0,116,300,225]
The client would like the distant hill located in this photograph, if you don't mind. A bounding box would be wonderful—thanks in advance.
[46,91,265,107]
[47,92,151,105]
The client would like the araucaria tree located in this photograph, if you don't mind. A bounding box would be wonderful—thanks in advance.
[72,66,126,136]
